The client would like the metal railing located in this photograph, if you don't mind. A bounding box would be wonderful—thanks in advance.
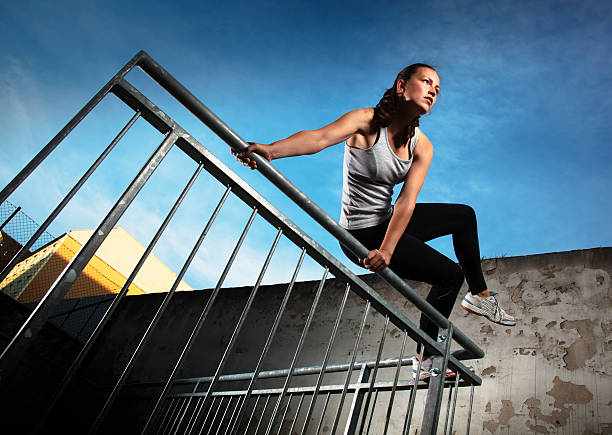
[127,355,474,435]
[0,51,483,434]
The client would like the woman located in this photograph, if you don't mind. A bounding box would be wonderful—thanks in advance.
[235,64,515,373]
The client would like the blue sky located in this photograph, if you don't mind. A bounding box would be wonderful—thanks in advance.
[1,0,611,289]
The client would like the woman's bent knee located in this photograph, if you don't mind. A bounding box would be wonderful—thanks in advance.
[457,203,476,223]
[445,263,465,292]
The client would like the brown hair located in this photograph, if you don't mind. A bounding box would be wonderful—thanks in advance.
[371,63,436,142]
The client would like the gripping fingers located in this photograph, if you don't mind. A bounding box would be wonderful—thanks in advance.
[363,249,389,272]
[232,147,258,170]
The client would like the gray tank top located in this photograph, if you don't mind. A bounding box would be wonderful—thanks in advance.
[339,127,419,229]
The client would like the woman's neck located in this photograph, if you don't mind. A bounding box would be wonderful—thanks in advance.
[387,115,418,148]
[388,104,419,130]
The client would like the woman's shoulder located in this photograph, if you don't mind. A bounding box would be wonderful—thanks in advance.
[344,108,378,149]
[349,107,375,118]
[340,107,375,130]
[414,128,434,157]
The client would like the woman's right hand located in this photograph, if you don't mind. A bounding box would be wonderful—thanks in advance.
[362,248,392,272]
[232,142,272,170]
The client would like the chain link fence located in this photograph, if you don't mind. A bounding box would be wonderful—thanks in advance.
[0,200,129,342]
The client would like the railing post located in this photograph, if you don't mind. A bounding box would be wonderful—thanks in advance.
[344,365,369,435]
[420,324,453,435]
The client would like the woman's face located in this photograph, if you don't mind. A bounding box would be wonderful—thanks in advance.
[397,67,440,115]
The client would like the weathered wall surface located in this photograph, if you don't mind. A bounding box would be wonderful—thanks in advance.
[338,247,612,434]
[454,248,612,435]
[87,247,612,434]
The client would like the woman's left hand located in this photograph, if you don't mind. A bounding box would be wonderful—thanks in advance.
[362,249,391,272]
[231,142,271,170]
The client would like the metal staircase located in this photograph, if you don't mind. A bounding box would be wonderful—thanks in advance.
[0,51,483,434]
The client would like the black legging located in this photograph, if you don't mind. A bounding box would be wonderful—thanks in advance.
[340,203,487,356]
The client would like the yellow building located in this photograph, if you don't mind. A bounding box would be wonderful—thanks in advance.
[0,226,193,304]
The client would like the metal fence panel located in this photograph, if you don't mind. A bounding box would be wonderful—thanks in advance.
[0,51,483,435]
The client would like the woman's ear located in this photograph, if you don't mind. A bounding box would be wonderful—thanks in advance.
[396,79,406,94]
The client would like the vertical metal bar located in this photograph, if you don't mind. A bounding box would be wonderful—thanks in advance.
[244,395,261,435]
[164,223,276,435]
[179,396,202,435]
[402,346,424,435]
[442,383,453,435]
[333,301,371,435]
[420,324,453,435]
[466,384,475,435]
[383,330,407,435]
[344,364,368,435]
[197,396,218,435]
[214,397,234,435]
[162,397,180,434]
[253,395,271,435]
[90,183,231,434]
[171,397,191,434]
[0,111,142,282]
[225,396,244,435]
[0,130,177,388]
[170,398,190,434]
[174,380,202,435]
[0,206,20,230]
[276,394,292,435]
[155,397,172,435]
[364,390,379,435]
[315,392,331,435]
[157,397,176,435]
[166,397,185,431]
[447,372,460,435]
[301,283,351,435]
[0,51,143,206]
[264,267,329,435]
[231,249,306,434]
[205,396,226,435]
[288,394,305,435]
[40,162,204,431]
[158,398,178,433]
[359,315,389,435]
[185,396,205,435]
[169,397,190,435]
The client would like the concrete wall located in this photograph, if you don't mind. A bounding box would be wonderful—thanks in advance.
[84,247,612,434]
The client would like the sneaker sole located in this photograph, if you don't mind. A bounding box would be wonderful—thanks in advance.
[413,370,456,381]
[461,301,516,326]
[413,367,476,382]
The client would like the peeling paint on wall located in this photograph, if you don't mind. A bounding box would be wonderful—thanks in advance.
[547,376,593,409]
[560,319,597,370]
[482,365,496,376]
[483,400,517,433]
[522,375,593,433]
[512,279,528,302]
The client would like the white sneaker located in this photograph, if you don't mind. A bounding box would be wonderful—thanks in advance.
[461,292,516,326]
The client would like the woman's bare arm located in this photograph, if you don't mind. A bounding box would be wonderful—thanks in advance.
[236,108,373,169]
[363,132,434,272]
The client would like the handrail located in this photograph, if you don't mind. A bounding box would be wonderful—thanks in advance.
[111,77,481,382]
[134,51,484,359]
